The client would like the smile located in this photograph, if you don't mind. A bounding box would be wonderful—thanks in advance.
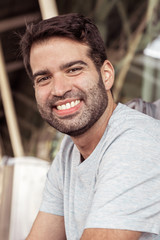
[57,100,80,110]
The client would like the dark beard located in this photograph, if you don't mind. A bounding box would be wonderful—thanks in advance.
[67,80,108,136]
[37,74,108,136]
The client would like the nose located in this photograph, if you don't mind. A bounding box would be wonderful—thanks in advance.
[51,73,72,97]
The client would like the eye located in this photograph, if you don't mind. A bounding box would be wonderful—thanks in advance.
[35,75,52,86]
[67,67,83,75]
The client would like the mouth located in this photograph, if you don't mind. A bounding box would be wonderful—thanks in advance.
[53,99,82,116]
[56,100,80,110]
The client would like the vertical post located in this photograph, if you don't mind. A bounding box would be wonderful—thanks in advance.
[142,56,155,102]
[0,40,24,157]
[0,163,14,240]
[38,0,58,20]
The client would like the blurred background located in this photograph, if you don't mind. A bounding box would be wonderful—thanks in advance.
[0,0,160,239]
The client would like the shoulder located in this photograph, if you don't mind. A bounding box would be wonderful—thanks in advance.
[100,104,160,173]
[48,134,76,177]
[52,135,74,164]
[110,103,160,141]
[59,134,74,153]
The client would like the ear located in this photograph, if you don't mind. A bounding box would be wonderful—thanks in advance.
[101,60,114,90]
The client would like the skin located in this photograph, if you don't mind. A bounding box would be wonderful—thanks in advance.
[27,37,142,240]
[27,212,66,240]
[31,38,109,136]
[80,229,141,240]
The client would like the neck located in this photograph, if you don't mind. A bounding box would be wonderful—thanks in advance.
[71,92,117,160]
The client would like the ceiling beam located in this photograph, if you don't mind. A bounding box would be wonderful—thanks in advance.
[0,12,40,33]
[6,61,24,73]
[38,0,58,20]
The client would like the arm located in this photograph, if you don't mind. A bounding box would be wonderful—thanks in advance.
[26,211,66,240]
[81,228,141,240]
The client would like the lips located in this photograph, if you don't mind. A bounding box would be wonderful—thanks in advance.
[53,99,82,117]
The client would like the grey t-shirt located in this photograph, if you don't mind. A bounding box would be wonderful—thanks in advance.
[40,103,160,240]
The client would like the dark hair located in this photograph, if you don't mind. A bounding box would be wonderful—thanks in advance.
[20,13,107,79]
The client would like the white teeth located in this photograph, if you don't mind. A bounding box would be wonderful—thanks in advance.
[61,105,66,110]
[71,101,75,107]
[57,100,80,110]
[66,103,71,109]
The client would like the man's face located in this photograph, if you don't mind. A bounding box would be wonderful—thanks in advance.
[30,37,108,136]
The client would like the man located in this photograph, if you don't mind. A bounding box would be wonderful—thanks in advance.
[20,13,160,240]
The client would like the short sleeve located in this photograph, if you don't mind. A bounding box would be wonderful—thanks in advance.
[40,153,64,216]
[85,130,160,237]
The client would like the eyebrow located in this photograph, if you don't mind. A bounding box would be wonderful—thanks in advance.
[32,70,50,81]
[59,60,88,70]
[32,60,88,81]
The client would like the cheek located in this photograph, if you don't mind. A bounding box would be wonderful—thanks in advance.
[35,88,50,105]
[76,73,98,89]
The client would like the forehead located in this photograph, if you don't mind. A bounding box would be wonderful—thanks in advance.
[30,37,92,72]
[30,37,90,58]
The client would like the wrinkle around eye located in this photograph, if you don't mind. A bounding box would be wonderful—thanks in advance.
[35,75,52,86]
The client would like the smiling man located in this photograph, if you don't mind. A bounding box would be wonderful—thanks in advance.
[31,37,111,138]
[20,13,160,240]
